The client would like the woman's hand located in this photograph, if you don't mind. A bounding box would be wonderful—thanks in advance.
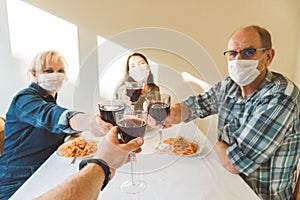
[121,87,133,106]
[70,114,113,137]
[90,114,113,137]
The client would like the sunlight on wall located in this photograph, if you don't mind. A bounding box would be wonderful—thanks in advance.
[6,0,79,84]
[97,35,128,99]
[97,36,158,100]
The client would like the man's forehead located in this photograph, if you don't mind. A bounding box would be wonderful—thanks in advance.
[228,28,261,49]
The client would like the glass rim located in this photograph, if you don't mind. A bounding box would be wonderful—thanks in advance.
[98,99,124,105]
[115,110,148,115]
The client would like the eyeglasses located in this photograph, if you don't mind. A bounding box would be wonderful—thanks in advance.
[223,48,269,59]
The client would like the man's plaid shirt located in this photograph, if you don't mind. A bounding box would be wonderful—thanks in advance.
[183,70,300,200]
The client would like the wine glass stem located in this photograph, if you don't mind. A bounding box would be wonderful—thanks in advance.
[130,152,136,185]
[159,128,163,145]
[130,105,134,112]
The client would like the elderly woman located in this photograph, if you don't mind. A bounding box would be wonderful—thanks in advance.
[0,50,112,200]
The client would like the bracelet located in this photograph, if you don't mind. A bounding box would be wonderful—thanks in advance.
[79,158,111,191]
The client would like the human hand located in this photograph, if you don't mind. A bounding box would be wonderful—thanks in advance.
[214,141,240,174]
[146,103,178,129]
[90,114,113,137]
[142,101,159,130]
[96,126,144,169]
[146,114,164,129]
[122,82,144,106]
[70,114,112,137]
[122,88,133,106]
[164,103,189,127]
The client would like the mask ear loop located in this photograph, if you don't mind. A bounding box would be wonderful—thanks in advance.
[62,73,68,83]
[34,65,47,84]
[256,51,267,73]
[35,71,42,84]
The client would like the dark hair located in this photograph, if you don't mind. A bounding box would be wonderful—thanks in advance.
[250,25,272,49]
[125,52,149,72]
[114,52,159,98]
[123,52,155,84]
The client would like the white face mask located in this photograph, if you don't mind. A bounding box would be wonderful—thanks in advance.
[129,64,149,82]
[37,73,66,92]
[228,60,261,86]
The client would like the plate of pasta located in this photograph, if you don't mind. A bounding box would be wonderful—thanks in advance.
[163,136,203,157]
[57,137,98,158]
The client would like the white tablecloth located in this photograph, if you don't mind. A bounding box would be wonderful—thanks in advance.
[11,122,259,200]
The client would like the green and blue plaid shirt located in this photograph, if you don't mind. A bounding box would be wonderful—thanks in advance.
[183,70,300,200]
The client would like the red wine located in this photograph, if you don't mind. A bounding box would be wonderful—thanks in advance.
[118,118,147,143]
[126,88,142,103]
[149,102,170,123]
[99,104,124,126]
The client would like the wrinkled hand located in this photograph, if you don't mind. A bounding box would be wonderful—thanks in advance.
[146,104,178,129]
[164,103,189,128]
[147,114,164,129]
[162,106,176,128]
[96,126,144,169]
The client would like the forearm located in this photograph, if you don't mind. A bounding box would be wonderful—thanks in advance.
[36,163,113,200]
[69,113,93,131]
[36,127,142,200]
[214,141,240,174]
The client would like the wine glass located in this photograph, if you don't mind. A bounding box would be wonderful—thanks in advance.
[125,81,143,111]
[147,94,173,153]
[116,110,148,194]
[98,99,125,126]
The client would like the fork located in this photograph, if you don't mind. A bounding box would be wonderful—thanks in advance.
[70,148,79,165]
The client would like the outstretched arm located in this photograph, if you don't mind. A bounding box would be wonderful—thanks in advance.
[36,163,107,200]
[36,127,144,200]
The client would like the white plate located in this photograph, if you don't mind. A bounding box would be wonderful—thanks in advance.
[177,144,204,157]
[56,139,98,159]
[162,137,203,157]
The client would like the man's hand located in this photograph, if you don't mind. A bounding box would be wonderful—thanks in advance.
[164,103,190,128]
[96,126,144,170]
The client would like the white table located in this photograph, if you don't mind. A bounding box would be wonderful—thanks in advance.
[11,122,260,200]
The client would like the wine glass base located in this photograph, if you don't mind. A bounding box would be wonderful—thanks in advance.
[121,180,148,194]
[153,144,174,153]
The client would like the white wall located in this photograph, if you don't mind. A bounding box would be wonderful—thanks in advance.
[0,0,25,116]
[21,0,300,79]
[1,0,300,119]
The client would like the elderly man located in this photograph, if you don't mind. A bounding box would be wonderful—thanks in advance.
[164,25,300,200]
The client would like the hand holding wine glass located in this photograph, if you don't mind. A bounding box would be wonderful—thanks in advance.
[147,94,173,153]
[98,99,125,126]
[115,110,148,194]
[96,126,144,170]
[125,81,143,111]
